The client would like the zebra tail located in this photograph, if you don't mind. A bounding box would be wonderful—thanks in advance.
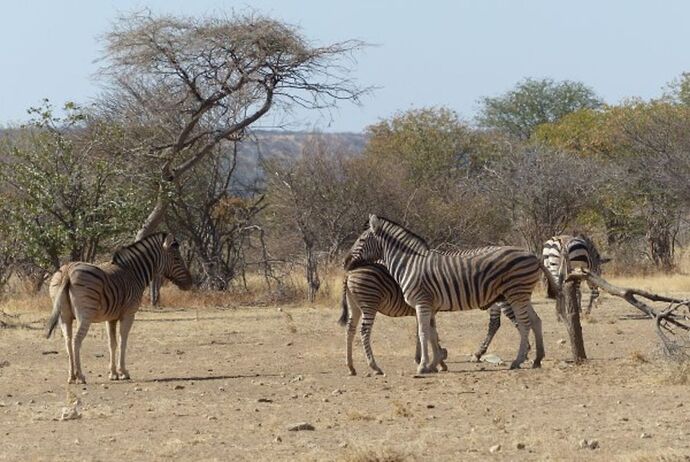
[337,276,349,327]
[45,274,70,339]
[539,261,560,299]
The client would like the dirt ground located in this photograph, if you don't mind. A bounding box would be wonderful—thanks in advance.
[1,291,689,461]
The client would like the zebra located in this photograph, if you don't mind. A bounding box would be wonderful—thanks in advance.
[45,233,193,384]
[472,234,609,361]
[348,215,559,373]
[337,260,448,376]
[543,234,609,315]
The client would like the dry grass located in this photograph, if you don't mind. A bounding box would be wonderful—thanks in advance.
[338,446,409,462]
[630,350,650,363]
[661,360,690,385]
[608,274,690,294]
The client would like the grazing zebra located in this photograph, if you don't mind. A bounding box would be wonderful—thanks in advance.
[348,215,559,373]
[46,233,193,384]
[338,261,448,376]
[543,234,609,314]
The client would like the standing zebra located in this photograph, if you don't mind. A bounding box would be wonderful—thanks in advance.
[543,234,609,314]
[46,233,193,384]
[348,215,559,373]
[472,234,609,361]
[338,260,448,376]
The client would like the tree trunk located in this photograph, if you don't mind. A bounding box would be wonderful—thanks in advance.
[305,245,320,303]
[558,278,587,363]
[136,189,168,240]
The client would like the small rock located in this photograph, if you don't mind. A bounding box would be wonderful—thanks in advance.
[331,389,344,396]
[290,375,303,383]
[257,398,273,403]
[28,399,35,404]
[274,436,282,443]
[322,398,329,403]
[287,422,315,432]
[59,407,81,421]
[481,354,503,365]
[15,401,22,406]
[173,385,185,390]
[557,338,567,345]
[134,387,142,392]
[41,351,58,355]
[207,416,217,421]
[218,387,225,392]
[339,442,348,448]
[285,342,293,347]
[516,443,525,450]
[640,432,651,439]
[426,404,435,409]
[489,444,501,453]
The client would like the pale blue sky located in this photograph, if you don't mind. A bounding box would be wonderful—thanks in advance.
[1,0,688,132]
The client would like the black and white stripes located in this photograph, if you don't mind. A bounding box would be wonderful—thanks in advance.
[348,215,559,372]
[46,233,193,384]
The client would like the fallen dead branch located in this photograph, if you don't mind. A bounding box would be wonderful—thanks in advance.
[567,270,690,360]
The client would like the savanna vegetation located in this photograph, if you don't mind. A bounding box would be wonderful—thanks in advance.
[2,11,690,307]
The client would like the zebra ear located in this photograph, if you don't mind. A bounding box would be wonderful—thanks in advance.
[368,214,380,231]
[163,233,176,250]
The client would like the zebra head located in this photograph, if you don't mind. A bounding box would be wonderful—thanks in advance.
[161,234,194,290]
[348,228,383,267]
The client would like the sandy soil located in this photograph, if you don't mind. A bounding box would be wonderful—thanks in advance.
[0,293,689,461]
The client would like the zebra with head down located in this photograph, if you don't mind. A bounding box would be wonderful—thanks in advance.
[46,233,193,384]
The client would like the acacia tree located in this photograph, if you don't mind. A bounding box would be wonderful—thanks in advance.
[98,11,367,239]
[478,78,603,139]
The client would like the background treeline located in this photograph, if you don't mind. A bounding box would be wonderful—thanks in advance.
[2,11,690,302]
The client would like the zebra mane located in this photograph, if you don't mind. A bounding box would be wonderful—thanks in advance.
[372,216,430,255]
[111,233,166,268]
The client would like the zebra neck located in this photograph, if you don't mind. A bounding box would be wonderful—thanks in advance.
[382,248,416,287]
[112,238,163,288]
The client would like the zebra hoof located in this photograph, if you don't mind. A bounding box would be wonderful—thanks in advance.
[373,369,384,376]
[348,369,357,376]
[439,361,448,372]
[417,365,436,374]
[509,361,521,370]
[109,372,119,381]
[67,376,77,384]
[75,376,87,385]
[532,360,542,369]
[118,371,130,380]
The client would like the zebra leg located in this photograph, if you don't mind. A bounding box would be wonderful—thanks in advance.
[415,316,447,371]
[360,309,384,375]
[345,298,361,376]
[106,320,119,380]
[526,305,545,368]
[415,303,437,374]
[72,318,92,384]
[431,316,448,372]
[472,304,502,362]
[508,304,532,370]
[117,314,135,380]
[502,303,530,354]
[59,317,76,384]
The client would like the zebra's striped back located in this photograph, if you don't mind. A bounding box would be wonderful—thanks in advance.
[345,262,413,317]
[542,234,605,280]
[542,234,607,314]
